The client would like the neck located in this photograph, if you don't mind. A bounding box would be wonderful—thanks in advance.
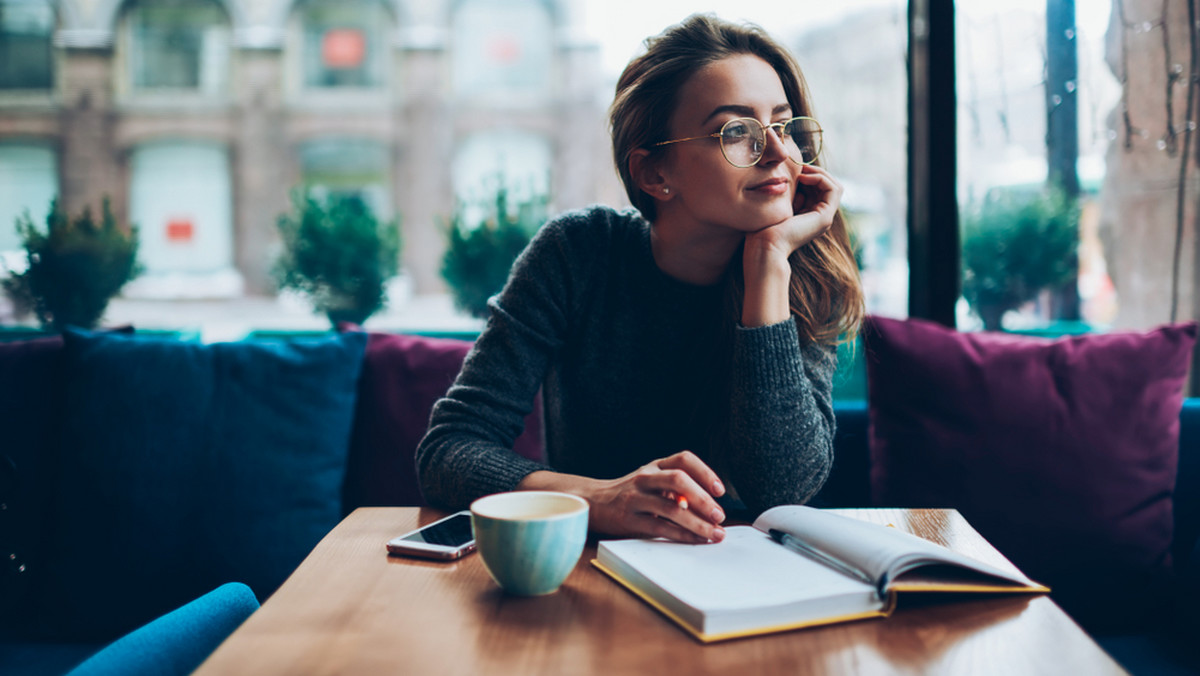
[649,211,744,286]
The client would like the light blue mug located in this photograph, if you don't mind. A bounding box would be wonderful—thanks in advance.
[470,491,589,596]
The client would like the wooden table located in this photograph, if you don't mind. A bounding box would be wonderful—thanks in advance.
[195,508,1126,675]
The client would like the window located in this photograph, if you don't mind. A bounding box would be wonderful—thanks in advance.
[955,0,1117,332]
[300,138,391,217]
[452,0,552,102]
[123,0,230,94]
[452,130,552,224]
[791,4,910,321]
[127,141,238,296]
[297,0,388,89]
[0,141,56,251]
[0,0,54,90]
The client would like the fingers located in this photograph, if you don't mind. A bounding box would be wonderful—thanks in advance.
[584,451,730,544]
[795,165,843,218]
[638,457,727,534]
[628,512,713,544]
[657,450,725,498]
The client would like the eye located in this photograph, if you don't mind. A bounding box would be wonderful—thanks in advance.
[721,120,752,141]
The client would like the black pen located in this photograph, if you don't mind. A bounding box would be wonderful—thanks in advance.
[767,529,884,600]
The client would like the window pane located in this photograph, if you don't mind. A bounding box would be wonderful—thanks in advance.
[0,142,56,250]
[0,0,54,90]
[956,0,1118,332]
[792,5,910,321]
[300,138,391,218]
[129,0,229,92]
[301,0,386,88]
[452,130,552,225]
[453,0,552,101]
[129,141,234,274]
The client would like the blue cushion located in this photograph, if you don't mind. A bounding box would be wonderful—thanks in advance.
[37,329,367,641]
[1175,399,1200,569]
[66,582,259,676]
[0,337,63,639]
[810,400,870,508]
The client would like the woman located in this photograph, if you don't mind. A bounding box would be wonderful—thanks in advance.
[417,14,863,544]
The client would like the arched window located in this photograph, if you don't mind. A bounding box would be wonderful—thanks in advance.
[0,0,55,90]
[452,0,552,102]
[452,130,551,221]
[120,0,230,94]
[0,141,57,251]
[294,0,388,90]
[300,137,391,217]
[129,141,234,280]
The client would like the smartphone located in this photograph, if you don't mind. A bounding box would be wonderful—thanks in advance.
[386,510,476,560]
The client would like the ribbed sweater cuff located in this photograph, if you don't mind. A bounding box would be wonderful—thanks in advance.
[464,449,552,499]
[733,318,805,393]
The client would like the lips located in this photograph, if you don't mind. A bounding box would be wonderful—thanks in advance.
[747,177,790,192]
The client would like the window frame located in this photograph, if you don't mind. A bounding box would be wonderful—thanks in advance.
[907,0,958,328]
[114,0,233,105]
[0,0,57,96]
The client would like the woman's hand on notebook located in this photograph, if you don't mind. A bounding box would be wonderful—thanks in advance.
[517,451,727,544]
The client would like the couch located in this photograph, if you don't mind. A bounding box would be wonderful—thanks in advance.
[0,320,1196,675]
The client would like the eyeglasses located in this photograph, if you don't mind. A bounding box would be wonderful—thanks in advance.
[654,116,823,168]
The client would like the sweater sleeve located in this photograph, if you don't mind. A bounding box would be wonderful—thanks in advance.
[727,318,838,513]
[415,213,590,509]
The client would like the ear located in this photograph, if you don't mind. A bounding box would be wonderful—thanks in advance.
[629,148,674,202]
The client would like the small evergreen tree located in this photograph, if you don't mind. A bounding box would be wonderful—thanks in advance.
[441,186,548,319]
[961,188,1078,331]
[273,190,401,326]
[2,198,141,331]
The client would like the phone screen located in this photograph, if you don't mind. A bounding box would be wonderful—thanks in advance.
[401,513,474,547]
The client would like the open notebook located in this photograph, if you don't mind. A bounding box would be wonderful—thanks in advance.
[593,506,1048,642]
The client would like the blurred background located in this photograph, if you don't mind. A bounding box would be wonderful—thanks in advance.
[0,0,1194,368]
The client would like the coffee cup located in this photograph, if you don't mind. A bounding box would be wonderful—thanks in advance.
[469,491,589,596]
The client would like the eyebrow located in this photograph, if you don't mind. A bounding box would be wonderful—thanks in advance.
[703,103,793,124]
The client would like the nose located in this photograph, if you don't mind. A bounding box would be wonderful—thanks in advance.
[756,123,789,166]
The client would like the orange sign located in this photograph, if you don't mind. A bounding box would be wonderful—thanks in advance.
[166,218,194,243]
[323,29,366,69]
[488,36,521,64]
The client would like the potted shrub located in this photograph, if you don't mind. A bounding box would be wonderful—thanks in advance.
[2,198,141,331]
[273,190,402,327]
[960,188,1078,331]
[441,186,548,319]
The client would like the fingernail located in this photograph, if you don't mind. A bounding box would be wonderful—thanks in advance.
[712,527,726,542]
[712,480,725,496]
[710,508,725,524]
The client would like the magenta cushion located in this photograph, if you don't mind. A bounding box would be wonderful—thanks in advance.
[342,332,544,510]
[864,316,1197,627]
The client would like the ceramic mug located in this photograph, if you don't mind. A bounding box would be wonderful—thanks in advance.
[470,491,589,596]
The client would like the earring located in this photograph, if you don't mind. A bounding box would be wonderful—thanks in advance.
[663,187,670,194]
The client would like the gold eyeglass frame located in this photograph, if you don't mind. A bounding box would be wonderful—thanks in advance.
[654,116,823,168]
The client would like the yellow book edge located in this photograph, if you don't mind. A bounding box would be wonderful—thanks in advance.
[591,558,897,643]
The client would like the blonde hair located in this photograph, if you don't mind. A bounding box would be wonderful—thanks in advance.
[610,14,864,345]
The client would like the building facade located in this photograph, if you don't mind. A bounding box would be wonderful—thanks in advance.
[0,0,617,297]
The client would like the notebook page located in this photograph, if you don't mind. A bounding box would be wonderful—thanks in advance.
[600,526,874,612]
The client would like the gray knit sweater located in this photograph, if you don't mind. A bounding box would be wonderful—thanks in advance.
[415,205,837,514]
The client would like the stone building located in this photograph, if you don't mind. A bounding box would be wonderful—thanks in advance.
[0,0,617,297]
[1099,0,1199,332]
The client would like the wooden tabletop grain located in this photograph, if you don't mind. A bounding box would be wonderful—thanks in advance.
[194,507,1127,675]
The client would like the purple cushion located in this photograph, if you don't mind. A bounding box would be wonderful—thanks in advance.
[864,316,1197,628]
[342,332,544,510]
[0,337,63,638]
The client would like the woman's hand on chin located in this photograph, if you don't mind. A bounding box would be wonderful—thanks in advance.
[739,164,842,327]
[744,163,843,264]
[516,451,728,544]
